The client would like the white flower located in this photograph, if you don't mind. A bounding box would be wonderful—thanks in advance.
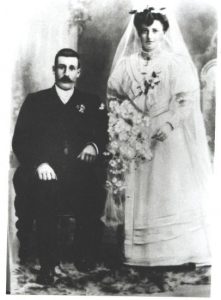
[99,103,105,110]
[132,114,142,124]
[110,141,119,150]
[114,119,127,133]
[110,159,117,167]
[121,110,130,119]
[109,100,120,114]
[118,132,128,141]
[115,180,124,188]
[112,177,118,184]
[135,143,142,151]
[76,104,86,113]
[107,98,153,196]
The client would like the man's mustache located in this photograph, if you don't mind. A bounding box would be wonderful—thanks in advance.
[59,76,73,83]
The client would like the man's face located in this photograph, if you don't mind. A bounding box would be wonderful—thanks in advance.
[139,20,165,52]
[54,56,80,90]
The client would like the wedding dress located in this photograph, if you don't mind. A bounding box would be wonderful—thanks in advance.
[107,8,212,265]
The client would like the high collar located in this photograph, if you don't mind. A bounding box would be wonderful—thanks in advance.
[140,45,162,61]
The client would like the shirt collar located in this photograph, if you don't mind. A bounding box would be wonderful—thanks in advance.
[55,84,75,104]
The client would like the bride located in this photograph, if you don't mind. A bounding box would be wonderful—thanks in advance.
[105,3,212,267]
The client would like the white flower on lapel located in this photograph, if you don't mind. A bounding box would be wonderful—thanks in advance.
[99,103,105,110]
[76,104,86,113]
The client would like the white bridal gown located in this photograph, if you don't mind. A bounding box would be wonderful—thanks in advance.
[107,51,212,266]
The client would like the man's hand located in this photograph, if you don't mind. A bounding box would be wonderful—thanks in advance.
[151,123,173,142]
[36,163,57,180]
[77,144,97,163]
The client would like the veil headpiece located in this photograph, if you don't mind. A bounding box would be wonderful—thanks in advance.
[110,0,196,74]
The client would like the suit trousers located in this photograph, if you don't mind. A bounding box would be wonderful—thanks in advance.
[13,158,106,268]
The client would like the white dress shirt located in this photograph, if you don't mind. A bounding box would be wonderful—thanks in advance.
[55,84,74,104]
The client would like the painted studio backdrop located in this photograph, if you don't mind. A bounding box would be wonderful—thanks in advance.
[8,0,217,290]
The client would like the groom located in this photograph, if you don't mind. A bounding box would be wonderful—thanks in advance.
[12,48,108,284]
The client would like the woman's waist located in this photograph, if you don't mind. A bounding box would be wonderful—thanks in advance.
[149,109,173,132]
[147,104,170,118]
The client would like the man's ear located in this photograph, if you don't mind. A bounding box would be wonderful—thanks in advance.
[77,68,81,78]
[52,65,55,73]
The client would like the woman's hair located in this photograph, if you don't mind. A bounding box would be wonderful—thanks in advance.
[134,9,169,34]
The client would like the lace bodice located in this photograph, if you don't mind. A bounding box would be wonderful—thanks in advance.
[107,51,200,129]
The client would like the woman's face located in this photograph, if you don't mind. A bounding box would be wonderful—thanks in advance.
[139,20,165,52]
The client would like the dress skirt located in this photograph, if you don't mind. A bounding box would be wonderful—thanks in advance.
[124,110,211,266]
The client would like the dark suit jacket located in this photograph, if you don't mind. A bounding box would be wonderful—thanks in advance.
[12,86,108,174]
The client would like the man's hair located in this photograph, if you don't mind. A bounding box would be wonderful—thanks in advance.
[54,48,81,68]
[134,10,169,35]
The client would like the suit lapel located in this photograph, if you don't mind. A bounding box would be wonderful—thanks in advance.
[69,88,82,104]
[49,85,65,107]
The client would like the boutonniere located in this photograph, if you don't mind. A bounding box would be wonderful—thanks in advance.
[76,104,86,113]
[99,103,105,110]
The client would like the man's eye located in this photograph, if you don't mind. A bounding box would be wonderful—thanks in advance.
[69,66,75,71]
[57,65,65,69]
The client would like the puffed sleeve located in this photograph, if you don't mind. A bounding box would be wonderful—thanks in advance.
[168,55,200,129]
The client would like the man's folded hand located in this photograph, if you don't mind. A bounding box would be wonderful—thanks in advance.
[77,144,97,163]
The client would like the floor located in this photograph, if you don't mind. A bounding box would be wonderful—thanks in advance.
[8,222,211,296]
[9,261,210,296]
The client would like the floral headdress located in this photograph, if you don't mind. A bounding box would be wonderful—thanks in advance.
[130,5,169,33]
[129,6,166,16]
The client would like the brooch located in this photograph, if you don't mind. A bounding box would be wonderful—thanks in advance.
[76,104,86,113]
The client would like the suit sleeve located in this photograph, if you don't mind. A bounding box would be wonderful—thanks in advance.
[12,95,35,166]
[90,96,109,157]
[12,94,52,169]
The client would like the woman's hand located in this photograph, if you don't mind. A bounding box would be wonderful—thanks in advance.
[151,122,173,142]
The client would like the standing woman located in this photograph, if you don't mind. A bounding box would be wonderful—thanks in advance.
[105,4,212,267]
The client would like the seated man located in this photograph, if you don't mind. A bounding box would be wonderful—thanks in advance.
[12,48,108,284]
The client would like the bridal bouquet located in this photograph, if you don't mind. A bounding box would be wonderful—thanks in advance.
[102,72,159,227]
[106,99,153,195]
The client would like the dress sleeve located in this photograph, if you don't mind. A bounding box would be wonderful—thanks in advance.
[168,55,200,129]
